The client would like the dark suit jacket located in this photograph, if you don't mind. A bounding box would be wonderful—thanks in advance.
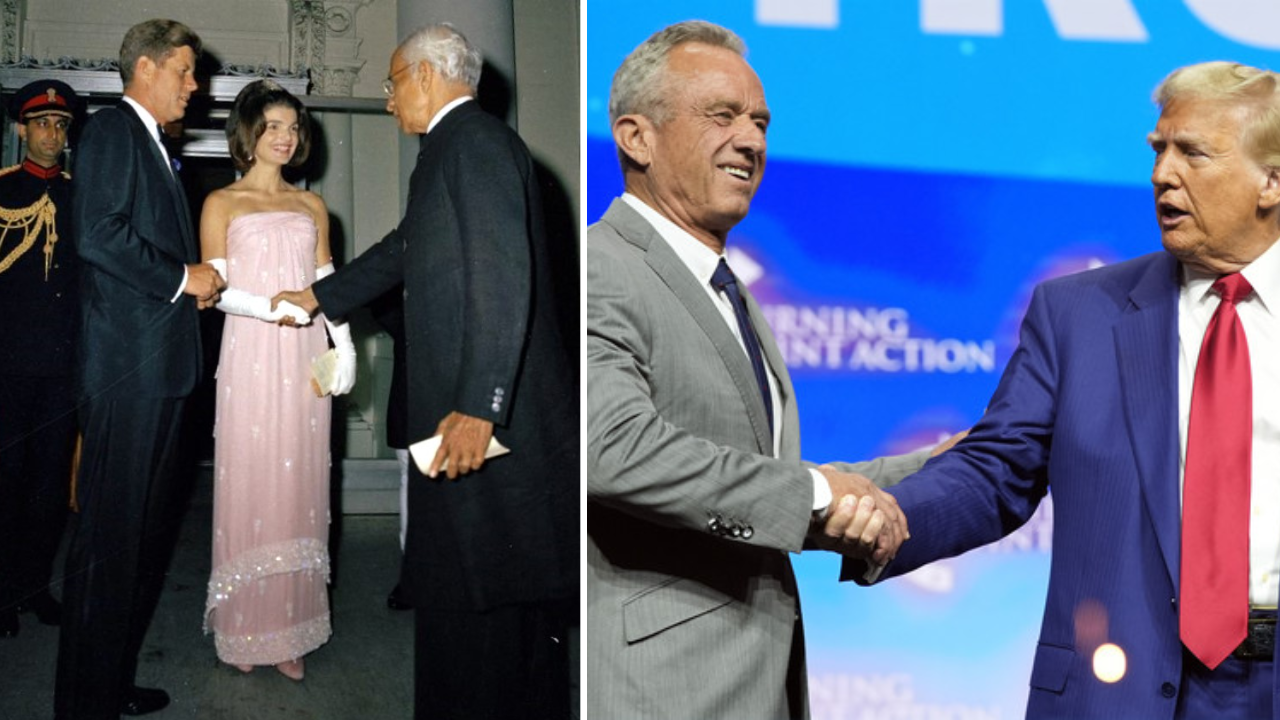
[73,101,200,401]
[314,100,578,611]
[369,287,408,450]
[850,251,1280,718]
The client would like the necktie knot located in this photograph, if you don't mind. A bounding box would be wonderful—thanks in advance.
[712,258,737,293]
[1214,273,1253,305]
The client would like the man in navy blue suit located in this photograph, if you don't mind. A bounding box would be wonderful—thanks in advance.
[55,18,224,720]
[829,60,1280,719]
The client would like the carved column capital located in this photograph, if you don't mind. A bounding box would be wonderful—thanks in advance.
[291,0,374,97]
[311,62,364,96]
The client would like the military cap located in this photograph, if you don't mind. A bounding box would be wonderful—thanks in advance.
[8,79,79,123]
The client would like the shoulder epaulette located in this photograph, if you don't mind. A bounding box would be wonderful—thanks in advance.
[60,170,71,180]
[0,164,22,178]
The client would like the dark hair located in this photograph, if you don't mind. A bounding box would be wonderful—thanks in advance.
[119,19,202,86]
[226,80,312,173]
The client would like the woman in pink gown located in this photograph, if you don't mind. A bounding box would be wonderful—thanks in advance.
[200,80,357,681]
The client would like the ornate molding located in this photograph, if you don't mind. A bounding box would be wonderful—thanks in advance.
[3,0,20,64]
[2,1,379,98]
[326,5,353,34]
[0,57,308,100]
[312,64,362,96]
[2,55,115,71]
[290,0,372,97]
[291,0,327,78]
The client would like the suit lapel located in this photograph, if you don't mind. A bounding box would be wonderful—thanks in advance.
[1114,252,1182,591]
[603,200,774,454]
[171,172,195,259]
[120,102,196,261]
[742,286,799,460]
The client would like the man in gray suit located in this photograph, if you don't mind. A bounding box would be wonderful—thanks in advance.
[588,20,938,719]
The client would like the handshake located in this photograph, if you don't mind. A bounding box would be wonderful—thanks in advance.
[809,466,908,566]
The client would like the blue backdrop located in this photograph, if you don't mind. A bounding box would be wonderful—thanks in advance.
[587,2,1280,717]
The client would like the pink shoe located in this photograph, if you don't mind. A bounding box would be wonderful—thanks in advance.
[275,658,304,681]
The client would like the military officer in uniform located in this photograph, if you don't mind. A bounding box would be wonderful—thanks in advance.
[0,79,80,637]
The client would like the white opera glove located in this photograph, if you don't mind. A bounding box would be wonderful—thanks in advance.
[216,288,311,325]
[316,261,356,395]
[208,258,311,325]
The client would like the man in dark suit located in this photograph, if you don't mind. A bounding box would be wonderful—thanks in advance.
[835,61,1280,719]
[275,23,577,719]
[55,18,224,720]
[0,79,81,638]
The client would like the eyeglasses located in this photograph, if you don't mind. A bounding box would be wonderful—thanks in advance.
[382,63,415,97]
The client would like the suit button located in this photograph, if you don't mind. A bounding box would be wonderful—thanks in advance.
[742,526,754,539]
[491,403,501,412]
[1160,682,1176,698]
[730,524,742,538]
[707,516,720,534]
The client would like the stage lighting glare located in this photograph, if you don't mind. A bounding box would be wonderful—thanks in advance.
[1092,643,1127,684]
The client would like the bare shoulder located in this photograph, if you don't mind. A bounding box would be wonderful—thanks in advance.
[300,189,328,224]
[300,189,327,212]
[202,187,234,215]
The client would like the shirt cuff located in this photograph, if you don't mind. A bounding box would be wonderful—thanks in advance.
[863,562,886,584]
[171,265,188,303]
[810,467,832,517]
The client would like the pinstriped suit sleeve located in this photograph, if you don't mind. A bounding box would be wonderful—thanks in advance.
[824,449,933,489]
[841,281,1058,582]
[587,223,815,553]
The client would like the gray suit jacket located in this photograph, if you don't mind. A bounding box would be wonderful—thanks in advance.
[587,198,928,719]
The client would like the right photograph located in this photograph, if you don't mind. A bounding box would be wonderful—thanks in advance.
[585,4,1280,719]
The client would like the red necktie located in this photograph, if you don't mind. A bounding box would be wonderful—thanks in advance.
[1180,272,1253,670]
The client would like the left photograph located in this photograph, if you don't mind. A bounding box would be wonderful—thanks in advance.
[0,2,579,719]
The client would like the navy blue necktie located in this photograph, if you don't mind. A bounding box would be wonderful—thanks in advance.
[712,258,774,437]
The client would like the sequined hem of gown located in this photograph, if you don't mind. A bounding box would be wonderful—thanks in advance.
[206,539,332,663]
[203,211,334,665]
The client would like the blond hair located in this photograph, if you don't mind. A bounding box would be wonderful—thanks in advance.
[1155,61,1280,170]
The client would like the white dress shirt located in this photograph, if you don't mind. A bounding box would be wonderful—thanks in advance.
[1178,238,1280,609]
[426,96,474,134]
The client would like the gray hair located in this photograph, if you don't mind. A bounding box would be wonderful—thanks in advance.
[1155,61,1280,171]
[399,23,483,92]
[609,20,746,126]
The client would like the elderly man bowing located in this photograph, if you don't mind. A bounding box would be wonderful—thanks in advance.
[274,23,577,720]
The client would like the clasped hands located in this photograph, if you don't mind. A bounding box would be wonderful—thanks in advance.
[186,262,227,310]
[271,287,320,326]
[810,466,909,565]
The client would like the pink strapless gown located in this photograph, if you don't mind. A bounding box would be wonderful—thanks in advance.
[204,211,333,665]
